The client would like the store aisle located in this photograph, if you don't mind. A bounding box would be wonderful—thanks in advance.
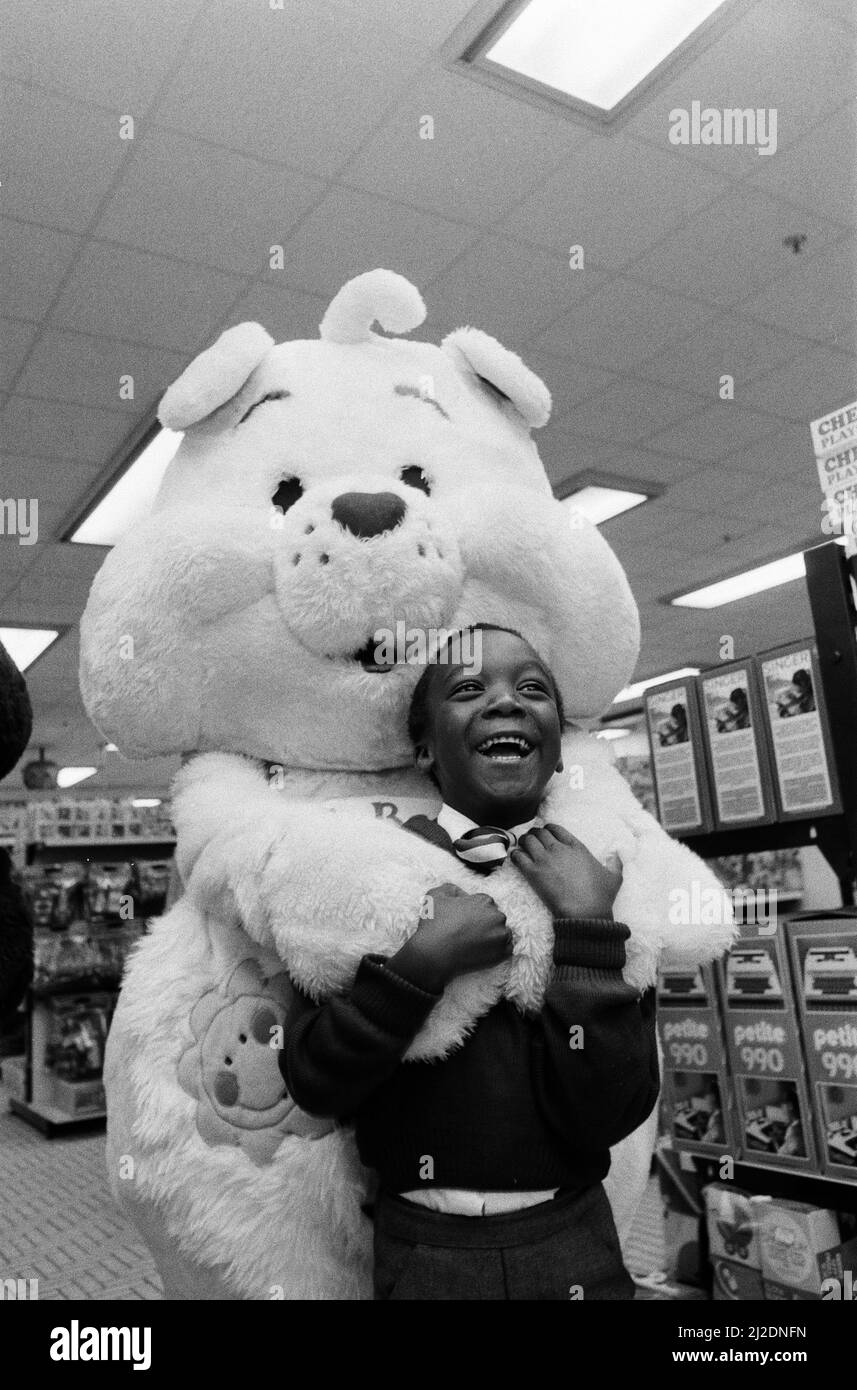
[1,1076,671,1300]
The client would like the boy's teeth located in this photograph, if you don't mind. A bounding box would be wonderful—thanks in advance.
[477,735,533,759]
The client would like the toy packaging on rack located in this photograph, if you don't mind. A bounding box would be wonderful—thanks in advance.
[643,676,714,834]
[44,993,114,1082]
[756,640,843,821]
[787,912,857,1177]
[698,660,776,830]
[718,922,818,1171]
[657,963,737,1158]
[705,1184,767,1300]
[757,1198,857,1299]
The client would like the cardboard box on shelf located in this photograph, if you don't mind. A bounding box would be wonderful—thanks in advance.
[643,677,713,834]
[757,1198,857,1298]
[786,913,857,1179]
[698,660,776,830]
[712,1258,767,1301]
[657,964,737,1159]
[704,1184,764,1266]
[718,923,818,1172]
[50,1075,105,1116]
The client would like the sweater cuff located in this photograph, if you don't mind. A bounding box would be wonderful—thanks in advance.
[553,918,629,971]
[350,954,440,1039]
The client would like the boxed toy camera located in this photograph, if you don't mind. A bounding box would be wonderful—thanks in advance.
[643,676,714,834]
[755,641,842,821]
[786,912,857,1178]
[718,922,818,1171]
[705,1184,767,1301]
[757,1198,857,1299]
[698,660,776,830]
[657,963,736,1158]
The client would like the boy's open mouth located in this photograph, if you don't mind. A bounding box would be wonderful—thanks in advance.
[475,734,535,763]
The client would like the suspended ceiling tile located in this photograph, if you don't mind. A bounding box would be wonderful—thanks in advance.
[0,317,38,390]
[268,185,480,299]
[1,82,131,233]
[622,0,855,167]
[746,99,857,228]
[598,445,706,485]
[532,279,717,370]
[0,394,132,465]
[50,241,248,350]
[739,346,857,422]
[221,283,328,344]
[0,455,99,518]
[645,401,782,460]
[500,132,731,270]
[0,218,82,320]
[629,186,850,309]
[522,355,617,424]
[0,0,204,110]
[95,128,327,275]
[15,328,188,412]
[741,233,857,349]
[424,236,605,347]
[637,311,807,398]
[153,0,427,180]
[339,65,590,227]
[563,377,707,446]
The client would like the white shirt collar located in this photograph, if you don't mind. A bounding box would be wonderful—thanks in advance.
[436,802,540,845]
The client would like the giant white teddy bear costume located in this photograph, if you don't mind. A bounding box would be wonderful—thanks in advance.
[80,270,734,1300]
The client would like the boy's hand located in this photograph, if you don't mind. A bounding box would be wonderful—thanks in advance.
[391,883,511,993]
[511,824,622,920]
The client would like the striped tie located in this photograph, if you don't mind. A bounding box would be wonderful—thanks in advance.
[451,825,516,871]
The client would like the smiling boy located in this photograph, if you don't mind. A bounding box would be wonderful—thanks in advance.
[280,625,659,1300]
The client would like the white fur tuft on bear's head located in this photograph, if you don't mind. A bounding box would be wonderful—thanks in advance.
[319,269,427,344]
[80,269,640,768]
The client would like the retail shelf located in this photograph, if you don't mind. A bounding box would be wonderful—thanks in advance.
[8,1096,106,1137]
[26,837,175,865]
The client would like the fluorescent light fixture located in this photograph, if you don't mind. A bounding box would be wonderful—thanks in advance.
[0,627,60,672]
[563,486,649,527]
[131,798,162,809]
[478,0,727,116]
[671,539,849,609]
[57,766,97,789]
[613,667,700,704]
[596,727,631,741]
[70,426,183,546]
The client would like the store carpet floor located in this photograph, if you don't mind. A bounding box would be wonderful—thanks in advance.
[0,1078,675,1299]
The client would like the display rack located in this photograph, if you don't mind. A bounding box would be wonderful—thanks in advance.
[680,541,857,905]
[666,541,857,1225]
[8,831,173,1136]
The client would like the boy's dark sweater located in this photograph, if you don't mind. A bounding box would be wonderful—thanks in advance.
[280,819,659,1194]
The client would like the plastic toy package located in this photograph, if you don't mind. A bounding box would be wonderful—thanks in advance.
[44,994,114,1081]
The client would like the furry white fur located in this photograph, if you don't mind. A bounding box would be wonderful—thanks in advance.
[80,270,735,1299]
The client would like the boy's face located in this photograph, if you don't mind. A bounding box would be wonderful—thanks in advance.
[415,630,563,828]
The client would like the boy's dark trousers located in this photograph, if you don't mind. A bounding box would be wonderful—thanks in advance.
[373,1183,634,1301]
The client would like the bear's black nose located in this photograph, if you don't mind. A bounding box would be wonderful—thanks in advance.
[331,491,406,538]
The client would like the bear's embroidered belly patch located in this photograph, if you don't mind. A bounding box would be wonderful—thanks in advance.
[177,958,333,1164]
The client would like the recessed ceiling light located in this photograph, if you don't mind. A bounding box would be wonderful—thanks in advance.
[131,798,162,808]
[670,538,848,608]
[613,667,701,704]
[476,0,728,117]
[562,486,649,526]
[596,727,631,740]
[0,627,60,672]
[70,426,183,546]
[104,742,119,754]
[57,766,98,789]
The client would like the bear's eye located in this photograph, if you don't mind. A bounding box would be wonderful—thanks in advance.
[272,477,303,513]
[400,466,431,496]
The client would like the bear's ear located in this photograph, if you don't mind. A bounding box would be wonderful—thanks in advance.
[441,327,551,429]
[158,322,275,429]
